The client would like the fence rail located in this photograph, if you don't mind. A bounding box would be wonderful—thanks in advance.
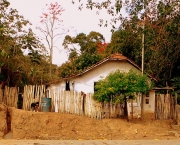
[155,93,176,120]
[1,85,177,120]
[23,85,45,110]
[0,85,124,119]
[0,85,18,108]
[42,88,124,119]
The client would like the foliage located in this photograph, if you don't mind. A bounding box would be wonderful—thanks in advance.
[106,27,142,66]
[94,70,154,103]
[74,53,102,72]
[171,66,180,94]
[59,31,107,78]
[0,0,59,88]
[74,0,180,87]
[143,3,180,86]
[59,61,74,78]
[63,31,105,54]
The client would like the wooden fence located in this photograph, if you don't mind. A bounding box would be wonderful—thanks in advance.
[1,84,177,120]
[155,93,176,120]
[48,89,124,119]
[23,85,45,110]
[0,85,19,108]
[0,84,124,119]
[21,86,124,119]
[0,84,125,119]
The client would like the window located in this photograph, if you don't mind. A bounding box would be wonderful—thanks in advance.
[145,99,149,104]
[65,80,70,91]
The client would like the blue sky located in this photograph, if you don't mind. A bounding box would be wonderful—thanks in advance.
[8,0,117,65]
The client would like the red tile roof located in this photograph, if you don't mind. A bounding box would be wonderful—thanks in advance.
[47,53,157,84]
[79,53,141,76]
[109,53,127,59]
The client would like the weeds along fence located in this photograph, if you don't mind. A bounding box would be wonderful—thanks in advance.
[0,85,19,108]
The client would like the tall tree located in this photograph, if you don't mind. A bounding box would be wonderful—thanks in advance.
[0,0,30,86]
[37,2,66,78]
[106,27,142,65]
[0,0,52,87]
[63,31,105,54]
[60,31,106,77]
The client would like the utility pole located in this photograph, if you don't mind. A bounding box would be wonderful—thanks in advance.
[142,1,145,75]
[141,0,145,120]
[142,23,145,74]
[141,22,145,119]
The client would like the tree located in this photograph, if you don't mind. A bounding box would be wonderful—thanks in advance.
[72,0,147,30]
[145,2,180,86]
[0,0,36,86]
[59,31,107,77]
[37,2,66,78]
[106,27,142,66]
[63,31,105,54]
[94,69,154,103]
[0,0,54,87]
[72,0,180,86]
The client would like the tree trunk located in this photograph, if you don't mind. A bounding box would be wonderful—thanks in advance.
[49,48,53,78]
[124,97,128,121]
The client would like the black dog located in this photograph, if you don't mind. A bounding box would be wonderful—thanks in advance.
[31,102,39,112]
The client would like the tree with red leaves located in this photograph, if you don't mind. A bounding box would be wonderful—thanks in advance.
[96,42,108,54]
[37,2,66,78]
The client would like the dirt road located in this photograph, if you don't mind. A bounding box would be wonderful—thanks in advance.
[1,140,180,145]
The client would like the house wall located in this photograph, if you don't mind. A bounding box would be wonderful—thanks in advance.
[71,60,140,93]
[142,90,155,119]
[48,60,140,93]
[48,81,65,90]
[127,91,156,120]
[127,97,142,120]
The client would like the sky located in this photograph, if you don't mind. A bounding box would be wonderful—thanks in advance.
[8,0,116,66]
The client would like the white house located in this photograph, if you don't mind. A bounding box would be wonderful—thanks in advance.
[47,53,156,119]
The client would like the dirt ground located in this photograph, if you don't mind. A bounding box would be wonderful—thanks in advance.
[2,107,179,140]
